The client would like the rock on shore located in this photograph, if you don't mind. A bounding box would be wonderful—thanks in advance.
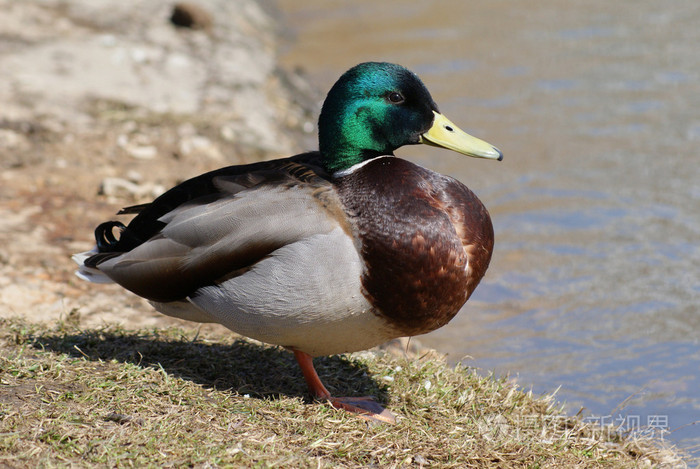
[0,0,315,158]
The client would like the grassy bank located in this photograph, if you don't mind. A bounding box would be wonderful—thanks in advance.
[0,317,684,468]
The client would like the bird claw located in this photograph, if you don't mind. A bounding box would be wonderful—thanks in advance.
[328,396,396,424]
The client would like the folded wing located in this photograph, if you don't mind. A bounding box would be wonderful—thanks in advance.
[83,155,344,303]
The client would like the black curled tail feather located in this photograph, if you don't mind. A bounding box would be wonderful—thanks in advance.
[95,221,126,252]
[85,221,144,268]
[82,221,127,269]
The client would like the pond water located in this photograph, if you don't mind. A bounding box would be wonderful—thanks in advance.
[277,0,700,457]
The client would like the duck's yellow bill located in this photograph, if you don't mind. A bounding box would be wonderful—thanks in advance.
[420,111,503,161]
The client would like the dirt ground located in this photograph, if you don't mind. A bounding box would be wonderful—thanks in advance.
[0,0,317,333]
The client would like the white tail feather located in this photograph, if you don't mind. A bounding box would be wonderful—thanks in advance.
[72,248,114,284]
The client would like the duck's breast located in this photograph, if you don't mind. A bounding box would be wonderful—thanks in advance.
[335,156,494,336]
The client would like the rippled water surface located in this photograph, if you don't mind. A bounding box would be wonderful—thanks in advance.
[277,0,700,456]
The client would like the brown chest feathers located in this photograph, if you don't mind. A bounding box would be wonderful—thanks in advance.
[334,157,494,336]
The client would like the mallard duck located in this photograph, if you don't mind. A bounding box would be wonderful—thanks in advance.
[74,62,502,423]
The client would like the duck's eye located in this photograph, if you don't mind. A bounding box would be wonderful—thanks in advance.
[387,92,404,104]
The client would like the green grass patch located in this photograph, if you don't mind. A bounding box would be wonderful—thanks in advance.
[0,317,685,467]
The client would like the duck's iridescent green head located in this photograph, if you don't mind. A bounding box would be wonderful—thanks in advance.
[318,62,502,175]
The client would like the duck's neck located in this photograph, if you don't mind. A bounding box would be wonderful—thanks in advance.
[318,100,394,175]
[321,148,388,176]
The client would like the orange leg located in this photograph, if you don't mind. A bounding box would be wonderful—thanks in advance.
[293,349,396,424]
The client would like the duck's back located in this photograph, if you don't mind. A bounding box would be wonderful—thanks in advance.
[334,156,494,336]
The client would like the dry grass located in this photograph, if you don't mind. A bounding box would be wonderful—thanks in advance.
[0,316,686,468]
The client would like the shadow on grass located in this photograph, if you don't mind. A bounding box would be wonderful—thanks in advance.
[30,327,390,405]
